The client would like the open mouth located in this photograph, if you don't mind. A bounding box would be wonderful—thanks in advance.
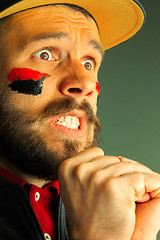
[48,110,86,138]
[55,115,80,130]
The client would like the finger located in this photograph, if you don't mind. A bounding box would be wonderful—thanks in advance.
[150,187,160,198]
[136,173,160,200]
[72,156,120,182]
[88,162,156,183]
[135,192,151,203]
[66,147,104,165]
[119,172,160,200]
[117,156,140,164]
[86,155,120,170]
[117,156,155,174]
[75,154,154,179]
[58,147,104,178]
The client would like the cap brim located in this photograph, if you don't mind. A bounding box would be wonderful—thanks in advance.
[0,0,145,50]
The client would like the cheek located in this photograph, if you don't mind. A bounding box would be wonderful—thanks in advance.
[8,68,50,96]
[90,95,98,114]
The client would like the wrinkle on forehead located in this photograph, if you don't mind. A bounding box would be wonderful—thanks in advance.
[9,5,100,47]
[11,5,99,33]
[2,5,102,60]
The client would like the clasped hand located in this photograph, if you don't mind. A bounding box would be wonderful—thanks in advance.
[58,147,160,240]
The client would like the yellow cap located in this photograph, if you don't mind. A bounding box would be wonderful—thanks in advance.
[0,0,145,50]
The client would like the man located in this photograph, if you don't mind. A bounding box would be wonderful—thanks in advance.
[0,1,159,240]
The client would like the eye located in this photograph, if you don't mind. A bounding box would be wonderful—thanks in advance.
[82,59,95,71]
[34,49,59,61]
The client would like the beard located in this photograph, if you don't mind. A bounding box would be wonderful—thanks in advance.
[0,88,101,181]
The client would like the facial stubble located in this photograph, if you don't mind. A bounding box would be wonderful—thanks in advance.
[0,89,101,181]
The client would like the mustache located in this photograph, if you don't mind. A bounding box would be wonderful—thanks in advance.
[38,97,101,127]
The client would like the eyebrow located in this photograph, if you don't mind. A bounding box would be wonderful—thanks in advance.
[89,40,104,61]
[24,32,104,60]
[25,32,69,46]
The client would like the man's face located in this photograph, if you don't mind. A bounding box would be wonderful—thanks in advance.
[0,5,103,180]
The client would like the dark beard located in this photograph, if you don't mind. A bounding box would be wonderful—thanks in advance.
[0,88,101,181]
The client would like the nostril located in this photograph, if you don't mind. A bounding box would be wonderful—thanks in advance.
[68,88,82,93]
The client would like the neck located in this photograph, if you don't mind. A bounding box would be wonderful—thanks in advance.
[0,160,51,188]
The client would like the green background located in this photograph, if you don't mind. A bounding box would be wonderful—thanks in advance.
[98,0,160,171]
[98,1,160,237]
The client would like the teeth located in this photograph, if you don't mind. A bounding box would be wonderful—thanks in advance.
[55,116,80,129]
[76,118,80,125]
[71,117,77,124]
[66,122,71,128]
[61,122,66,127]
[64,116,71,123]
[58,117,65,123]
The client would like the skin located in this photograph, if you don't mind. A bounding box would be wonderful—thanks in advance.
[0,5,160,240]
[0,5,102,184]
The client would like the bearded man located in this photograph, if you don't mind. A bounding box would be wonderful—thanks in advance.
[0,1,159,240]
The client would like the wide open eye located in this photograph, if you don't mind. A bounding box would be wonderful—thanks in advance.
[34,49,59,61]
[82,59,95,71]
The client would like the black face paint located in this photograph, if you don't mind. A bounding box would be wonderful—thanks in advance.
[8,68,50,95]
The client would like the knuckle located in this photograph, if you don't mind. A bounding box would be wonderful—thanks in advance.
[104,178,119,192]
[118,156,140,165]
[109,156,121,163]
[58,159,72,178]
[103,156,121,165]
[91,171,103,186]
[132,172,144,181]
[74,163,88,181]
[121,162,134,172]
[92,147,104,156]
[91,173,119,192]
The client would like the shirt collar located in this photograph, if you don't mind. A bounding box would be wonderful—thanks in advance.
[0,167,59,194]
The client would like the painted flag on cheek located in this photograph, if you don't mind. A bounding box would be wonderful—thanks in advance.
[96,82,100,95]
[8,68,50,96]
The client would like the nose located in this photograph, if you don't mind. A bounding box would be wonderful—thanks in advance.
[60,73,96,100]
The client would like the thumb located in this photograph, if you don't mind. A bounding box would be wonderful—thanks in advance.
[122,172,160,201]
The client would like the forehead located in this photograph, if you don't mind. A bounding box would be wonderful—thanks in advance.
[8,5,100,45]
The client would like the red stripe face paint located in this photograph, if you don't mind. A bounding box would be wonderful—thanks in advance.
[8,68,50,95]
[96,82,100,95]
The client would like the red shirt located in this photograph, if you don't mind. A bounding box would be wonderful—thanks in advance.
[0,167,59,240]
